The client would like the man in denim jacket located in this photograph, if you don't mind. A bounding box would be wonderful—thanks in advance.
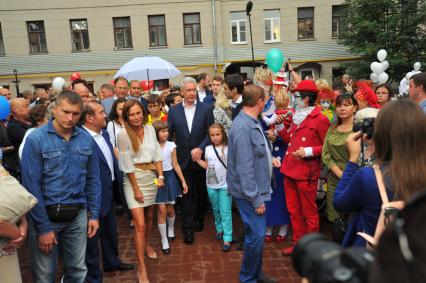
[21,90,101,283]
[227,85,280,283]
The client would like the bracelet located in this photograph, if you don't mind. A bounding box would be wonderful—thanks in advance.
[158,176,164,179]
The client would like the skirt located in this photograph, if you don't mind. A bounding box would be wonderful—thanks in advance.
[0,252,22,283]
[123,169,158,209]
[155,170,182,204]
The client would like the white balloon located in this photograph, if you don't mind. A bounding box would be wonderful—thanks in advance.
[381,60,389,71]
[370,62,384,75]
[52,77,66,91]
[370,73,379,83]
[378,72,389,84]
[413,62,421,71]
[377,49,387,62]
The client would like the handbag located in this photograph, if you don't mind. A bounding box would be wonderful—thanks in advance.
[46,204,84,222]
[213,146,227,169]
[332,215,348,244]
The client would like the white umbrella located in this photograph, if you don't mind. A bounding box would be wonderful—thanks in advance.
[114,56,181,81]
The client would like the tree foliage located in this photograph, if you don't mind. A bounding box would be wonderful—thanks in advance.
[338,0,426,81]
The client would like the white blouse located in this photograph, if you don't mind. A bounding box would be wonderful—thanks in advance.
[117,124,163,173]
[107,120,124,147]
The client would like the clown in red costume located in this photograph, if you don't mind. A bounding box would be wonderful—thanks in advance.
[276,80,330,255]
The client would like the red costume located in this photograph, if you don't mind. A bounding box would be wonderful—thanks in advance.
[278,100,330,249]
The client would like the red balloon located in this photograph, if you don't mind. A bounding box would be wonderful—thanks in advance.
[141,80,154,91]
[70,72,81,81]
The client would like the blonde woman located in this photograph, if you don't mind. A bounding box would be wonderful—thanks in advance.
[212,88,232,133]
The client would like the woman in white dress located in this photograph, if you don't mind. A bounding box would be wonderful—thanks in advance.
[117,99,164,283]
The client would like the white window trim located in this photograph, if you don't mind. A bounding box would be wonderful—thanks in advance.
[299,68,315,80]
[230,19,247,44]
[264,17,280,43]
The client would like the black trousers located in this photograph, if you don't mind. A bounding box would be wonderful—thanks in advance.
[181,163,208,234]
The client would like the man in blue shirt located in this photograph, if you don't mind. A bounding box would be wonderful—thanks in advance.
[21,90,101,283]
[227,85,280,283]
[409,72,426,113]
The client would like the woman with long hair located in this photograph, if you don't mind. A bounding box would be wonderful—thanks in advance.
[116,99,164,283]
[334,99,426,247]
[212,87,232,133]
[107,97,127,158]
[322,94,357,223]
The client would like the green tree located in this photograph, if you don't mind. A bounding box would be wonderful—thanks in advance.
[338,0,426,81]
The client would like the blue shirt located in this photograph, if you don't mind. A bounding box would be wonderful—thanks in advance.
[419,99,426,114]
[21,121,101,234]
[227,111,272,208]
[334,161,393,247]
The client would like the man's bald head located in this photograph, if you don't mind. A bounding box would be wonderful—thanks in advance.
[10,98,30,122]
[73,83,90,103]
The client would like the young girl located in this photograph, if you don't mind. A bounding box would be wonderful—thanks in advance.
[196,124,232,252]
[152,121,188,255]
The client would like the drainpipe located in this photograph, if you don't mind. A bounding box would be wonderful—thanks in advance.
[211,0,218,74]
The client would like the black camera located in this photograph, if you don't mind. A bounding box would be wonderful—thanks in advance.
[352,118,375,140]
[292,233,374,283]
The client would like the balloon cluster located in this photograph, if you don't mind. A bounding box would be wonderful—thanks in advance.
[266,48,286,73]
[370,49,389,84]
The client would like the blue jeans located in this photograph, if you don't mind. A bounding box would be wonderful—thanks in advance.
[235,198,266,283]
[29,209,88,283]
[207,187,233,243]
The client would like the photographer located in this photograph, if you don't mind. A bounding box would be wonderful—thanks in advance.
[333,99,426,247]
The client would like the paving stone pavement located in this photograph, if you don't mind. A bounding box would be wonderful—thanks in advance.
[19,211,304,283]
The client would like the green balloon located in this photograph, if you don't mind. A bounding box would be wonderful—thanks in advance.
[266,48,285,73]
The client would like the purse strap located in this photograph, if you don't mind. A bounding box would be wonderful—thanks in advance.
[213,146,227,169]
[373,165,389,204]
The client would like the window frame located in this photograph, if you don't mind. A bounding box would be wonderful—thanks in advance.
[332,5,343,38]
[264,9,281,43]
[0,22,5,55]
[230,12,247,44]
[26,21,48,54]
[183,13,202,46]
[113,16,133,49]
[148,14,167,47]
[297,7,315,40]
[70,18,90,52]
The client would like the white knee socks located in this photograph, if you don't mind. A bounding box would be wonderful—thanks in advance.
[278,225,288,237]
[158,223,169,249]
[167,216,175,238]
[265,226,272,236]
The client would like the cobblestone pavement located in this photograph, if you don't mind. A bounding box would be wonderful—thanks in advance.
[20,211,304,283]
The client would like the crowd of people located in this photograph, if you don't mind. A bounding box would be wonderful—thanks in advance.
[0,68,426,283]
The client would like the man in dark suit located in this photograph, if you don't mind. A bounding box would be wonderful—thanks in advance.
[81,101,133,283]
[196,73,214,105]
[224,74,244,119]
[168,77,214,244]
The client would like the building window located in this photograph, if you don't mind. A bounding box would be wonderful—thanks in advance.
[70,19,90,52]
[299,69,314,80]
[264,9,280,43]
[27,21,47,54]
[298,7,314,39]
[230,11,247,44]
[332,5,343,38]
[0,23,5,55]
[148,15,167,47]
[183,13,201,45]
[113,17,133,49]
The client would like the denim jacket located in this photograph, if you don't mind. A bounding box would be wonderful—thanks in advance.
[21,121,101,234]
[227,111,272,208]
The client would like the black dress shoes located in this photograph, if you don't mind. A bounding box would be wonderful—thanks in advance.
[104,262,134,272]
[183,232,194,244]
[168,236,175,242]
[162,248,171,255]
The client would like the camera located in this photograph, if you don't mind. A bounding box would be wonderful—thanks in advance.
[292,233,374,283]
[352,118,375,140]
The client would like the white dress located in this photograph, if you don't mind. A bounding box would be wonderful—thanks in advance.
[117,125,162,208]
